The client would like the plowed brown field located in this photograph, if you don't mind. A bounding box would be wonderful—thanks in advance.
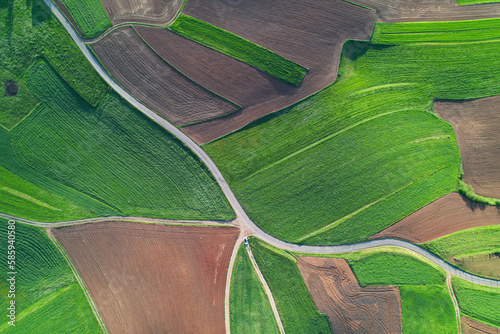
[101,0,183,25]
[435,96,500,199]
[52,222,239,334]
[371,193,500,243]
[179,0,375,143]
[90,26,237,126]
[463,316,500,334]
[298,257,401,334]
[351,0,500,22]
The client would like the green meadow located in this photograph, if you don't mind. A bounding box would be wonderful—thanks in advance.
[204,18,500,245]
[59,0,112,38]
[230,244,279,334]
[0,220,102,333]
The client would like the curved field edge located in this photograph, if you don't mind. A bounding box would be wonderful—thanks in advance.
[230,244,280,334]
[8,59,234,221]
[452,276,500,328]
[168,14,308,86]
[0,219,102,333]
[423,226,500,279]
[203,17,500,245]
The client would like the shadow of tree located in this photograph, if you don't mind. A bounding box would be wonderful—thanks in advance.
[0,0,14,45]
[32,0,50,26]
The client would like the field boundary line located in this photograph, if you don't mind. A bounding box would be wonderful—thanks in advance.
[224,237,241,334]
[46,228,109,334]
[245,239,286,334]
[447,273,463,334]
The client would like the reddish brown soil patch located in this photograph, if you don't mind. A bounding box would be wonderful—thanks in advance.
[463,316,500,334]
[4,81,18,97]
[179,0,375,144]
[52,222,239,334]
[53,0,84,36]
[351,0,500,23]
[371,193,500,244]
[435,96,500,199]
[90,27,237,126]
[298,257,401,334]
[101,0,182,25]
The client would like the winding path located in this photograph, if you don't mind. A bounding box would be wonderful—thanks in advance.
[27,1,500,332]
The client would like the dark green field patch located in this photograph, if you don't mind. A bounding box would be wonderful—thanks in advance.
[10,60,233,220]
[59,0,112,38]
[169,15,308,86]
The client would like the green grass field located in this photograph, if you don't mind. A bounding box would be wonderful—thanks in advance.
[0,0,107,107]
[0,66,39,130]
[204,18,500,245]
[400,285,456,333]
[230,244,279,334]
[9,59,233,220]
[59,0,112,38]
[452,277,500,327]
[372,18,500,44]
[249,238,332,334]
[0,219,102,333]
[424,226,500,259]
[169,15,308,86]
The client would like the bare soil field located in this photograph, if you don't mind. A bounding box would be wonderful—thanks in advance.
[463,316,500,334]
[101,0,183,25]
[180,0,375,144]
[52,222,239,334]
[371,193,500,243]
[435,96,500,199]
[298,257,401,334]
[136,26,295,109]
[351,0,500,22]
[90,26,237,126]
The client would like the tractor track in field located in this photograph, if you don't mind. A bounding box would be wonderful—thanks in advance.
[20,2,500,332]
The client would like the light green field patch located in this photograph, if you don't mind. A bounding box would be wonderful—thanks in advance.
[230,244,280,334]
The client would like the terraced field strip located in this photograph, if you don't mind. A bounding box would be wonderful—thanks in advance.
[169,14,308,86]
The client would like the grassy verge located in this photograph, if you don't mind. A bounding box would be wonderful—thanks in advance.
[0,0,107,106]
[10,59,234,220]
[204,17,500,245]
[59,0,112,38]
[0,219,102,333]
[372,18,500,44]
[457,0,500,4]
[230,244,279,334]
[400,285,456,333]
[457,179,500,206]
[249,238,332,334]
[168,14,307,86]
[452,277,500,327]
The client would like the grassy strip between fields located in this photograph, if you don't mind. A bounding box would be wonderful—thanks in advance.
[452,277,500,327]
[59,0,112,39]
[0,220,102,333]
[249,238,332,334]
[230,244,280,334]
[457,0,500,4]
[168,14,308,86]
[457,179,500,206]
[372,18,500,44]
[9,59,234,220]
